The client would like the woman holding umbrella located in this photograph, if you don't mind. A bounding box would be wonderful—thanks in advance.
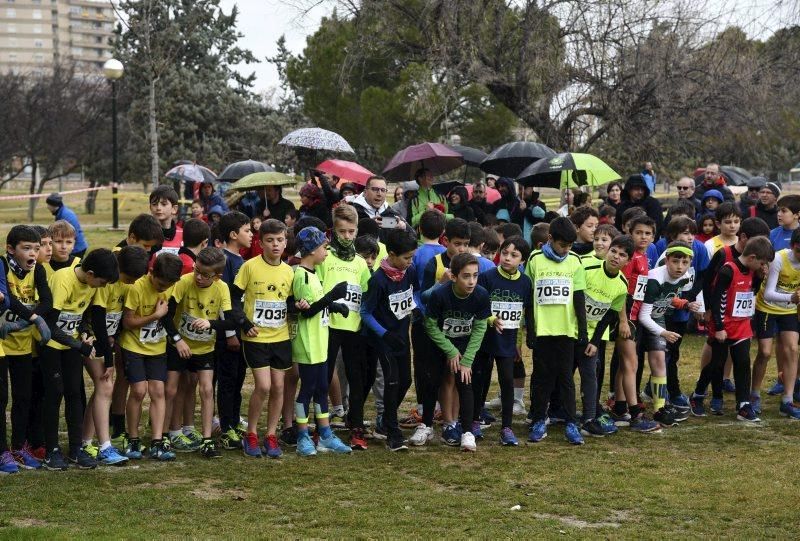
[448,185,475,222]
[298,183,332,228]
[259,185,296,223]
[410,168,452,227]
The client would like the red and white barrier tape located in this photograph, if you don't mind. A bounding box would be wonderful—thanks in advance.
[0,186,107,201]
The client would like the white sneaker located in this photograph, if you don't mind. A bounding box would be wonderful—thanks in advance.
[513,399,527,416]
[409,424,433,446]
[485,395,502,409]
[460,431,477,452]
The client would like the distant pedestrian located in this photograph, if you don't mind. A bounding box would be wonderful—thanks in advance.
[45,193,88,257]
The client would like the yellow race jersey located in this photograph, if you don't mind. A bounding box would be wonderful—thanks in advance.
[756,249,800,315]
[1,258,38,356]
[46,267,97,351]
[234,257,293,344]
[171,273,231,355]
[119,274,174,356]
[93,280,131,337]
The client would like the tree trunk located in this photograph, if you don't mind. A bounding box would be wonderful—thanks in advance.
[149,78,159,190]
[85,178,97,214]
[27,159,38,222]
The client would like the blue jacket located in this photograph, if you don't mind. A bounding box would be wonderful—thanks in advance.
[55,205,87,254]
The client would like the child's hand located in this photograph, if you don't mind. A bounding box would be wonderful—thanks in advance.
[515,345,523,362]
[100,366,114,382]
[176,339,192,359]
[246,327,259,338]
[687,301,702,313]
[492,318,504,334]
[154,299,168,318]
[661,330,681,343]
[438,269,453,284]
[585,343,598,357]
[226,335,240,352]
[448,352,461,373]
[191,318,211,331]
[715,330,727,342]
[457,365,472,385]
[618,323,631,340]
[296,299,310,310]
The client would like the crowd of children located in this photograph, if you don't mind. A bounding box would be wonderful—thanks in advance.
[1,175,798,473]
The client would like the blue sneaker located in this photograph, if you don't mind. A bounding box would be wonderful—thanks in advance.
[97,445,129,466]
[528,420,547,443]
[690,394,707,417]
[710,397,724,416]
[630,413,661,433]
[670,393,691,409]
[243,433,262,458]
[768,379,785,395]
[779,401,800,419]
[263,434,282,459]
[750,394,762,414]
[124,439,143,460]
[296,433,317,456]
[317,434,352,454]
[149,441,176,461]
[597,414,619,435]
[471,421,484,440]
[480,408,496,427]
[565,423,585,445]
[737,403,760,423]
[13,445,42,470]
[441,425,460,447]
[499,427,519,446]
[722,379,736,393]
[0,451,19,474]
[43,448,69,471]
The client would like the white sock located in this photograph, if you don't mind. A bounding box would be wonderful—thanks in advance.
[332,405,344,416]
[100,441,112,451]
[514,388,524,401]
[82,439,93,447]
[182,425,195,436]
[168,429,182,439]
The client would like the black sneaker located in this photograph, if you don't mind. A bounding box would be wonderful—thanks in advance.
[653,406,678,427]
[387,438,408,452]
[372,415,388,441]
[279,426,298,447]
[43,448,69,471]
[200,439,222,459]
[69,447,98,469]
[579,419,605,438]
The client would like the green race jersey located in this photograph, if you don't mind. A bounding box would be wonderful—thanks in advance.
[525,250,586,338]
[292,266,328,364]
[583,261,628,341]
[580,252,603,267]
[636,265,693,334]
[316,253,370,332]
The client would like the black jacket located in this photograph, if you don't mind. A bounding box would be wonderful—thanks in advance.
[615,174,664,235]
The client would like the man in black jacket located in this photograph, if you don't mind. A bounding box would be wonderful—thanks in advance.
[469,181,494,225]
[615,174,664,235]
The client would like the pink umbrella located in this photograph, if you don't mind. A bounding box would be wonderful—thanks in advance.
[466,183,501,204]
[316,159,374,186]
[382,142,464,182]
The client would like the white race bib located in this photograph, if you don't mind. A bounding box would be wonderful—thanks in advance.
[491,301,523,329]
[179,312,214,342]
[633,275,648,301]
[56,311,82,338]
[584,296,611,322]
[321,306,330,327]
[651,299,670,319]
[139,320,165,344]
[731,291,755,318]
[443,317,473,338]
[2,302,34,324]
[535,278,571,305]
[388,287,416,320]
[253,300,287,328]
[155,246,180,257]
[337,284,362,312]
[105,311,122,336]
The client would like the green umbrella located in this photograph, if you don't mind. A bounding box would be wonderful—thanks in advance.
[230,172,296,191]
[515,152,620,188]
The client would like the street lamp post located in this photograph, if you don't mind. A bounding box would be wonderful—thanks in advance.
[103,58,124,230]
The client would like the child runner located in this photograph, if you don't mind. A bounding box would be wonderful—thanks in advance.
[704,202,741,258]
[768,194,800,251]
[570,206,599,256]
[149,186,183,257]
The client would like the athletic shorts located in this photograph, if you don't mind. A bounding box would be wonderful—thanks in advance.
[753,310,800,340]
[610,319,638,343]
[241,340,292,371]
[640,328,667,352]
[167,345,215,372]
[123,348,167,383]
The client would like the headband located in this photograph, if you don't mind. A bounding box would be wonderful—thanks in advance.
[665,246,693,258]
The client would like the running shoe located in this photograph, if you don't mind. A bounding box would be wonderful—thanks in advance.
[737,403,761,423]
[471,421,484,440]
[184,428,203,447]
[170,433,200,452]
[460,431,477,452]
[486,395,502,409]
[499,427,519,446]
[565,423,585,445]
[409,424,433,446]
[263,434,282,459]
[211,416,222,436]
[750,394,762,414]
[220,428,242,450]
[722,378,736,393]
[513,399,527,416]
[318,434,352,454]
[399,408,423,428]
[690,394,707,417]
[29,445,45,461]
[329,411,347,429]
[81,441,98,459]
[779,401,800,419]
[97,445,129,466]
[124,439,143,460]
[580,419,605,438]
[387,437,408,452]
[0,451,19,474]
[296,433,317,456]
[671,405,690,423]
[279,426,298,447]
[68,447,97,469]
[243,432,262,458]
[710,397,724,416]
[13,444,42,470]
[479,408,495,427]
[609,410,631,427]
[200,439,222,459]
[654,406,678,427]
[630,413,662,433]
[528,420,547,443]
[349,428,368,451]
[44,448,69,471]
[111,432,129,451]
[670,393,691,411]
[372,415,388,440]
[767,378,784,395]
[597,414,619,435]
[149,440,176,461]
[441,425,461,447]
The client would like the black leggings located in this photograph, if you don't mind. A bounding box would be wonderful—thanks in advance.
[0,356,7,452]
[665,320,687,398]
[411,320,434,406]
[530,336,576,423]
[40,346,84,452]
[27,356,45,448]
[377,345,412,440]
[8,354,33,449]
[216,344,246,432]
[327,329,374,429]
[421,351,473,429]
[696,338,751,404]
[473,352,515,428]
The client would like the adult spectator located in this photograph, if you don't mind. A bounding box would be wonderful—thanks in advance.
[521,186,547,241]
[603,181,623,213]
[391,181,418,221]
[199,181,228,214]
[409,168,451,227]
[615,174,664,234]
[750,180,780,229]
[298,182,331,229]
[45,193,88,257]
[738,176,766,217]
[259,185,296,223]
[469,181,494,225]
[447,185,475,222]
[641,161,657,193]
[491,177,524,226]
[351,175,402,223]
[695,162,734,202]
[675,176,702,214]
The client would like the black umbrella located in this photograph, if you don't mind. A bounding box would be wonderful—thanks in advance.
[480,141,557,178]
[447,145,488,167]
[218,160,275,182]
[431,179,464,196]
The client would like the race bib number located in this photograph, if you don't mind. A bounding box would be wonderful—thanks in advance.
[443,317,473,338]
[253,300,287,328]
[139,320,165,344]
[584,296,611,321]
[106,312,122,336]
[56,311,82,337]
[1,302,34,325]
[155,246,180,257]
[179,312,214,342]
[732,291,755,318]
[388,287,416,320]
[633,275,648,301]
[491,301,523,329]
[321,307,330,327]
[535,278,571,305]
[652,300,670,319]
[337,284,362,312]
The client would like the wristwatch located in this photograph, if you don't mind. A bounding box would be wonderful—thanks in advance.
[171,334,182,344]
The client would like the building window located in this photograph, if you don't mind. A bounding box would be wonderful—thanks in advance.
[6,8,15,18]
[33,25,42,33]
[34,53,44,63]
[34,39,43,48]
[70,6,80,15]
[8,53,17,62]
[71,47,82,56]
[94,36,101,43]
[32,9,42,19]
[7,24,16,33]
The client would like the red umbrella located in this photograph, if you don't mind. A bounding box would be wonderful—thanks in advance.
[465,183,501,204]
[315,159,374,186]
[382,142,464,182]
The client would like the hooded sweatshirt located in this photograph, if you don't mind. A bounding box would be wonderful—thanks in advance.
[448,185,475,222]
[615,174,664,235]
[491,177,523,226]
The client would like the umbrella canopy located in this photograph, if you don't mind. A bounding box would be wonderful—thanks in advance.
[447,144,488,167]
[431,179,464,197]
[218,160,274,182]
[279,127,355,154]
[165,163,217,184]
[516,152,620,188]
[382,142,464,182]
[229,172,296,191]
[315,159,374,186]
[480,141,557,178]
[465,183,501,204]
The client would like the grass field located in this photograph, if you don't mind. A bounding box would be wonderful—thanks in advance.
[1,187,799,538]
